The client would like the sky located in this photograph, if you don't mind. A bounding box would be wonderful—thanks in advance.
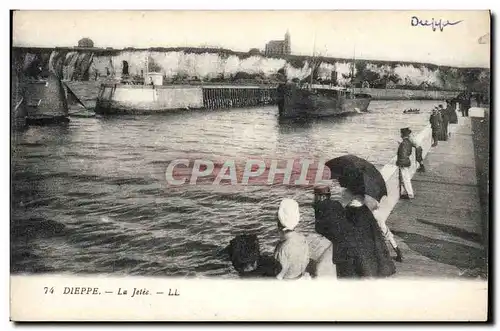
[12,10,490,68]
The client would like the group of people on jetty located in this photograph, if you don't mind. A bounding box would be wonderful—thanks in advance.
[225,126,428,280]
[429,99,459,147]
[226,190,397,280]
[224,97,467,280]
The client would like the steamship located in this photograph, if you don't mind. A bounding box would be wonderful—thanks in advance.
[276,43,372,119]
[277,83,371,119]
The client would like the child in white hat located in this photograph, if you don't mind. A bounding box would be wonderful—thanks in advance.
[274,198,311,280]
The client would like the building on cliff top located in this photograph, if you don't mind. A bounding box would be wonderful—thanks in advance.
[248,48,261,55]
[264,31,291,57]
[77,38,94,48]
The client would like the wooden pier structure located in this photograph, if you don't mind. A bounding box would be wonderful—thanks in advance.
[202,85,277,109]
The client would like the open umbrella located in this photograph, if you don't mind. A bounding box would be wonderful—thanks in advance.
[325,154,387,202]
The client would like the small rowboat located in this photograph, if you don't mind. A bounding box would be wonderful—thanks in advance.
[403,108,420,114]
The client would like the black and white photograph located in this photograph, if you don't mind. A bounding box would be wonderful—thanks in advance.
[9,9,491,321]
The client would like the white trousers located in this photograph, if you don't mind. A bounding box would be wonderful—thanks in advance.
[367,197,399,250]
[399,167,414,198]
[376,217,398,249]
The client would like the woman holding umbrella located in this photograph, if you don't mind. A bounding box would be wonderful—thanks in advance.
[315,155,397,279]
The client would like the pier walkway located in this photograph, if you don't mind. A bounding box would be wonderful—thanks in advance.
[387,117,487,278]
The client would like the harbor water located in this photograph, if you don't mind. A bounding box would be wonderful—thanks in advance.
[11,100,443,277]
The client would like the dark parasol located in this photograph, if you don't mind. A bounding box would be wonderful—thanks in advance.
[325,154,387,202]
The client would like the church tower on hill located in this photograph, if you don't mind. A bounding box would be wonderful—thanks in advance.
[264,30,292,56]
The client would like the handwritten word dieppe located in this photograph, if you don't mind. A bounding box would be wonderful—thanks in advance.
[411,16,463,32]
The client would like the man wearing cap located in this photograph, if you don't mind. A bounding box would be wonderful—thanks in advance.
[396,128,422,199]
[274,198,311,280]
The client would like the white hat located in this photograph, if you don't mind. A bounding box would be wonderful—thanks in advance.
[278,198,300,231]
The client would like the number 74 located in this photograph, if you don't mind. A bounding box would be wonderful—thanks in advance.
[44,287,54,294]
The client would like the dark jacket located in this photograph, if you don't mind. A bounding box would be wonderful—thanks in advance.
[396,138,413,167]
[447,104,458,124]
[226,235,279,278]
[344,204,396,278]
[440,110,449,125]
[437,110,449,141]
[430,112,442,130]
[314,199,352,263]
[314,200,396,278]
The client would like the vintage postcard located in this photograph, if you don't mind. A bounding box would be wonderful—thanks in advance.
[10,10,490,321]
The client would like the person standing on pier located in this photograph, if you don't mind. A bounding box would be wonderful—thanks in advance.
[321,156,398,277]
[446,99,458,125]
[274,198,311,280]
[313,185,348,274]
[459,92,471,117]
[315,184,395,278]
[438,104,449,141]
[396,127,422,199]
[429,108,442,147]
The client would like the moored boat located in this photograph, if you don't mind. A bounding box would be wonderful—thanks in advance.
[11,71,27,130]
[64,82,96,118]
[12,50,70,127]
[95,83,205,115]
[17,74,70,125]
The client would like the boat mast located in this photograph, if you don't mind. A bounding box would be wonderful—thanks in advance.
[144,52,149,85]
[310,31,317,86]
[350,46,356,97]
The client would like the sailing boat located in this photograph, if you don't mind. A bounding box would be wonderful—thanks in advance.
[14,51,70,126]
[65,84,96,118]
[277,44,371,119]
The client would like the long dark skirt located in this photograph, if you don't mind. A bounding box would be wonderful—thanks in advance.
[449,108,458,124]
[438,120,449,141]
[336,258,363,278]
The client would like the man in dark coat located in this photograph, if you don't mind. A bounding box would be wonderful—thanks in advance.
[313,186,350,269]
[429,108,442,146]
[438,105,449,141]
[460,92,471,117]
[447,99,458,124]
